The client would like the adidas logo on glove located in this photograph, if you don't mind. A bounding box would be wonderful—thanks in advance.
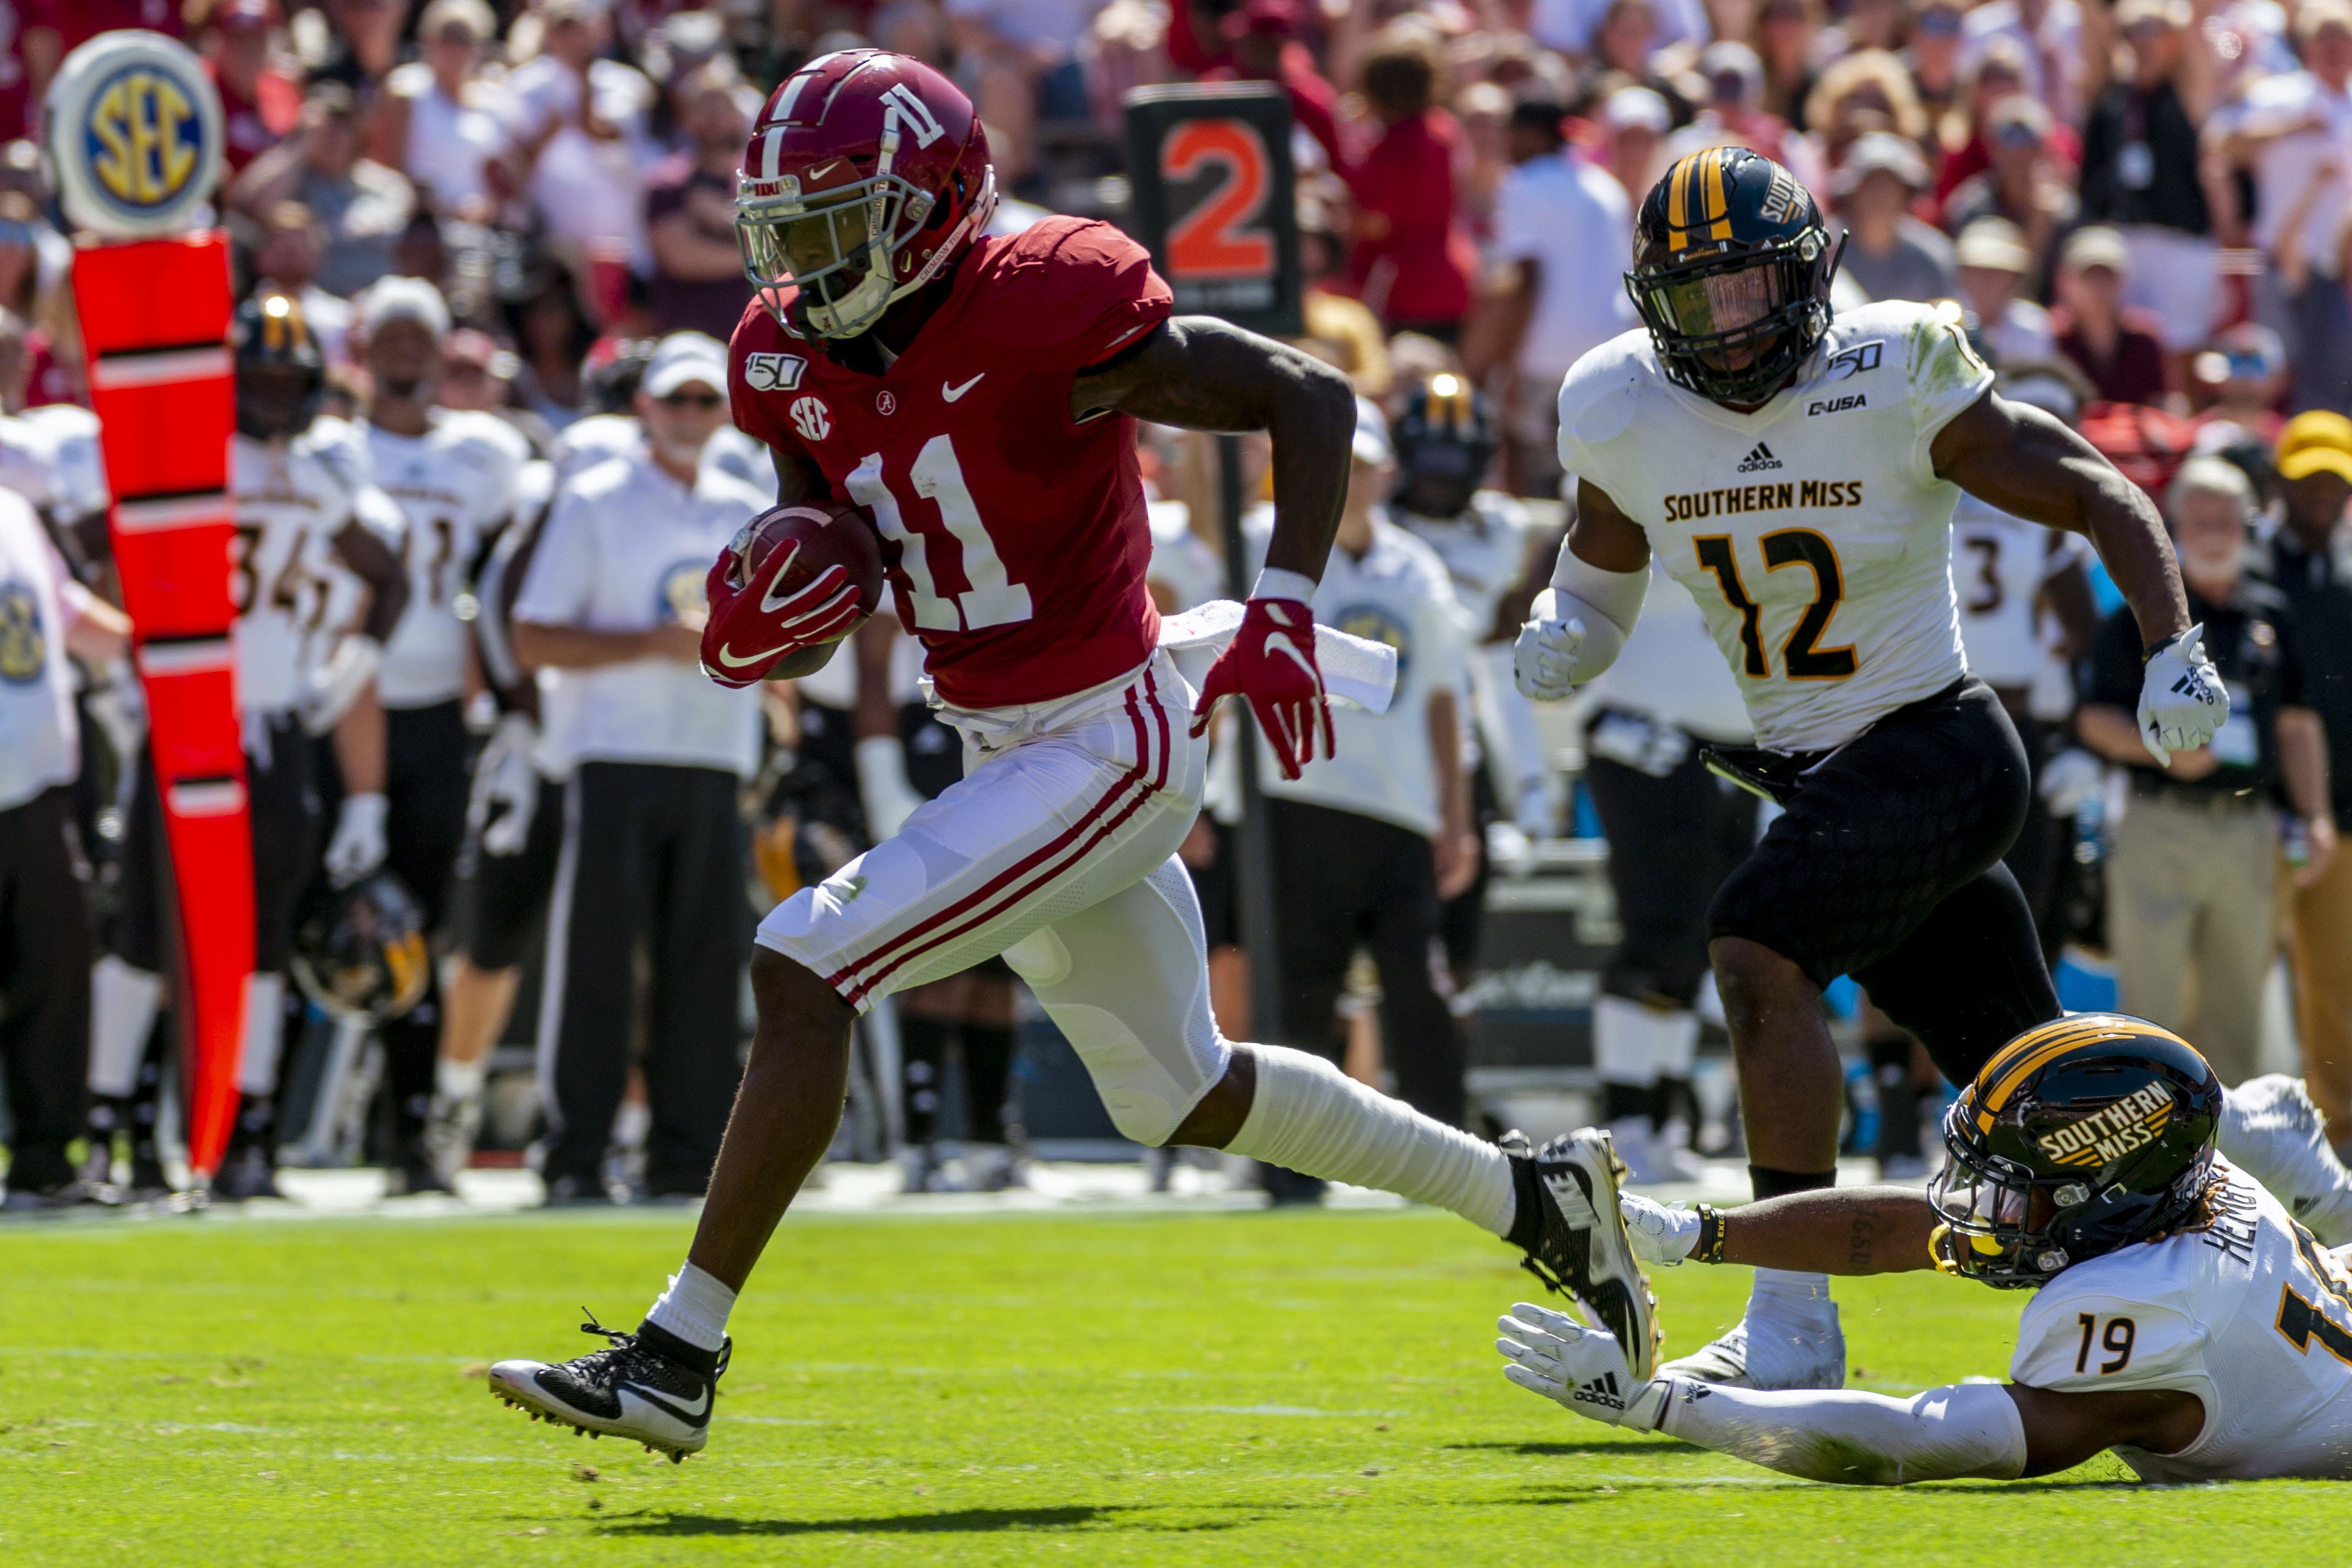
[1571,1371,1629,1412]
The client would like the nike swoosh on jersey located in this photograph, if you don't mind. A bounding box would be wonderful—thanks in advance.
[942,373,985,402]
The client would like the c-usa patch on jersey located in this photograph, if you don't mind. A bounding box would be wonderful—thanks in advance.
[743,352,807,392]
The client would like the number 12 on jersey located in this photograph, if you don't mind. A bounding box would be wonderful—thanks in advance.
[1694,528,1858,681]
[847,433,1033,633]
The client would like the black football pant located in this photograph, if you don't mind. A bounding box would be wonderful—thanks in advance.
[539,762,748,1195]
[1707,678,2061,1087]
[0,788,92,1190]
[1269,797,1465,1129]
[378,701,470,1152]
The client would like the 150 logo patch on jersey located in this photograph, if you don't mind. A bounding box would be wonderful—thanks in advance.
[1823,341,1884,383]
[743,352,807,392]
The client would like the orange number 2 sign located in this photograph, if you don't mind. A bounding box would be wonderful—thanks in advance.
[1161,118,1274,280]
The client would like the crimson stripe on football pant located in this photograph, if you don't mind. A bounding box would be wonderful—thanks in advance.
[824,670,1167,1001]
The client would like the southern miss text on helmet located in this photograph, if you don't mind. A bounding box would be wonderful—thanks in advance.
[1929,1014,2224,1289]
[734,49,996,341]
[1626,147,1841,408]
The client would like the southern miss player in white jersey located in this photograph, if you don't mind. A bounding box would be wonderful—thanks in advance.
[358,277,529,1193]
[1513,148,2240,1389]
[88,291,409,1201]
[1500,1017,2352,1484]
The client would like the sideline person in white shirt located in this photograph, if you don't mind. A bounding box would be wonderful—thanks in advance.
[511,331,767,1204]
[1232,402,1481,1187]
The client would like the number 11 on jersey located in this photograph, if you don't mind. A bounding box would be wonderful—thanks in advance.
[847,433,1033,633]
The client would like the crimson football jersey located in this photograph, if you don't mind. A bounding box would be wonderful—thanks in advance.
[728,216,1172,709]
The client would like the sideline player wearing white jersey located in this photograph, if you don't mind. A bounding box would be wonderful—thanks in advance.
[89,291,409,1202]
[359,277,530,1193]
[1500,1017,2352,1484]
[1515,148,2230,1391]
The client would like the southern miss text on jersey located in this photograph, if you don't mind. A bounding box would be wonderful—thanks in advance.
[231,417,379,717]
[2012,1161,2352,1481]
[1557,299,1992,753]
[367,411,531,709]
[730,216,1172,710]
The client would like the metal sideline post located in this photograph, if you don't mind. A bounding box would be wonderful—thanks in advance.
[1121,83,1302,1041]
[51,30,250,1180]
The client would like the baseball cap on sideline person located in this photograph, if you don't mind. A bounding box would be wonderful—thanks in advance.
[1955,216,2034,274]
[361,275,452,339]
[2277,410,2352,484]
[642,331,730,397]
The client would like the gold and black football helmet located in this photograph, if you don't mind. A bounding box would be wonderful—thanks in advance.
[1391,372,1497,522]
[1930,1014,2223,1289]
[1626,147,1841,407]
[291,871,431,1024]
[233,288,326,441]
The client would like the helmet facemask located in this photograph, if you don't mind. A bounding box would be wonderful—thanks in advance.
[738,144,995,340]
[1627,228,1840,407]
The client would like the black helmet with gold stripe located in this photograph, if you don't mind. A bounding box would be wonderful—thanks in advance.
[1929,1014,2222,1290]
[1391,371,1495,521]
[1626,146,1840,408]
[233,288,326,440]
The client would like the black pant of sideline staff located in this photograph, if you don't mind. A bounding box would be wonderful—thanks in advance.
[0,787,92,1191]
[539,760,748,1198]
[1265,797,1465,1204]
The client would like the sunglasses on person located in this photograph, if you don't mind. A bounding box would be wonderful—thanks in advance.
[656,389,725,409]
[1918,9,1963,36]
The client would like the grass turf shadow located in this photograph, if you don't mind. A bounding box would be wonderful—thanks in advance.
[595,1504,1266,1537]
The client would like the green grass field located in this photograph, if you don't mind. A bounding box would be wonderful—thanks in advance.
[0,1203,2340,1566]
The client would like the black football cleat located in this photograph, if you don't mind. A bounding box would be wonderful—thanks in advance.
[490,1314,727,1461]
[1501,1127,1661,1380]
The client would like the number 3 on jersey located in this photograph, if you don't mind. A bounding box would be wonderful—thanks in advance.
[1694,528,1858,681]
[847,433,1033,633]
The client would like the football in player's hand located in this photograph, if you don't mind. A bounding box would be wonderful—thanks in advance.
[701,502,885,686]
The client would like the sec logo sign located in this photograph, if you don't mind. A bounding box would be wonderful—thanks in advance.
[46,31,224,238]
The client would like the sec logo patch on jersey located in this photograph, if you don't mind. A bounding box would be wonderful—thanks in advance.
[46,31,225,239]
[790,396,832,442]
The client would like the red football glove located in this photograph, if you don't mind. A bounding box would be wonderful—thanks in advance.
[1190,596,1332,781]
[699,551,865,690]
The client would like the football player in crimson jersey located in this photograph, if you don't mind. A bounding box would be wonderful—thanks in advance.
[490,50,1632,1460]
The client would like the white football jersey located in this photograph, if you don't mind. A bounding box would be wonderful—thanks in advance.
[1950,495,2091,691]
[1396,490,1534,640]
[1558,300,1990,752]
[367,411,531,709]
[2011,1161,2352,1481]
[232,418,380,716]
[0,406,109,522]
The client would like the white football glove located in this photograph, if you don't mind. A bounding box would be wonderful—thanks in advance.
[2138,624,2229,766]
[1621,1191,1703,1267]
[301,634,384,736]
[1495,1302,1669,1428]
[1513,611,1586,702]
[324,791,388,887]
[468,712,541,858]
[2037,747,2105,819]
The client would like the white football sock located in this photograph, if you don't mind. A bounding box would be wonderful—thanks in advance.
[645,1261,738,1353]
[1226,1044,1516,1237]
[89,956,163,1097]
[235,972,288,1097]
[436,1055,487,1102]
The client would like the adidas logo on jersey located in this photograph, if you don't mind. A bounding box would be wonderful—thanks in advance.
[1736,442,1783,473]
[1571,1371,1629,1411]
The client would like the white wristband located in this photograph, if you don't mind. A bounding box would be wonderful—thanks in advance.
[1251,567,1318,604]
